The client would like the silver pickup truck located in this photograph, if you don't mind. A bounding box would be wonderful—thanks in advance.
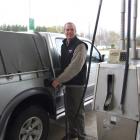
[0,31,104,140]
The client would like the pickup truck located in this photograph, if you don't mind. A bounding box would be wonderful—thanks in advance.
[0,31,104,140]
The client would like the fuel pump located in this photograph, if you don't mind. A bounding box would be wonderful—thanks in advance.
[94,0,140,140]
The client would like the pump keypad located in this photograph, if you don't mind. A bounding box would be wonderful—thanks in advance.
[120,51,127,61]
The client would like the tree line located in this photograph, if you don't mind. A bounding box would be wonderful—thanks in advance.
[0,24,63,33]
[0,24,140,47]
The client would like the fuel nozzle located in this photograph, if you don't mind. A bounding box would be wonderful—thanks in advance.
[44,78,54,87]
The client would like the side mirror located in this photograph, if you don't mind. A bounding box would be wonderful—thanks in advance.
[101,54,105,62]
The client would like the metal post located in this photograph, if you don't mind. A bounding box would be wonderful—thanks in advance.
[120,0,126,50]
[131,0,138,59]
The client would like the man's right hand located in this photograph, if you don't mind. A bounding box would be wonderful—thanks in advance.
[51,79,61,89]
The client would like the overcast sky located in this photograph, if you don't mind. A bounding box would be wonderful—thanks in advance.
[0,0,139,35]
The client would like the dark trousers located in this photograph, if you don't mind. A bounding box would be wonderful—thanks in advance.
[64,86,85,140]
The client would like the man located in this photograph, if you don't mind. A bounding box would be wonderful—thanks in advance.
[52,22,88,140]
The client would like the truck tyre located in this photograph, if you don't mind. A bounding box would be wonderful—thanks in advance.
[6,105,49,140]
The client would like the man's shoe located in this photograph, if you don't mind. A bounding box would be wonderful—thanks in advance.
[62,133,78,140]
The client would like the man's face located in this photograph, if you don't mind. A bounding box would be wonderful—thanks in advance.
[64,23,76,40]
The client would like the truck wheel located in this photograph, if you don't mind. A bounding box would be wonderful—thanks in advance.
[6,105,49,140]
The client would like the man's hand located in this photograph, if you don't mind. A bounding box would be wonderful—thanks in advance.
[51,79,61,89]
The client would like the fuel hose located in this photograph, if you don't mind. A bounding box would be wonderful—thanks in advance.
[74,0,103,124]
[120,0,131,113]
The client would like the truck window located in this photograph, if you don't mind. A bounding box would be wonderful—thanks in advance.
[55,38,101,62]
[85,41,101,62]
[55,38,62,55]
[0,54,5,75]
[0,32,43,74]
[51,38,62,75]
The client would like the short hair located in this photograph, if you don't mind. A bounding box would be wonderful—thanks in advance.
[64,22,76,32]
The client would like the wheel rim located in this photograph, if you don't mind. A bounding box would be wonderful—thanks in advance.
[19,117,43,140]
